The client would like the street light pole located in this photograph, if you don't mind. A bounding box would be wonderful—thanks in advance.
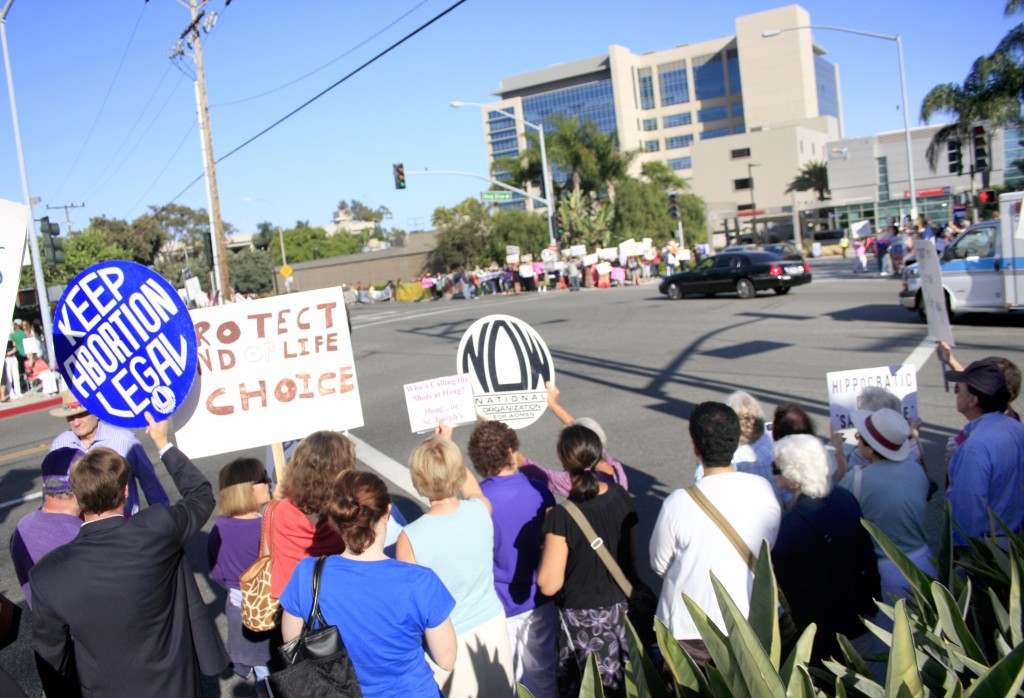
[2,0,57,368]
[762,25,919,223]
[451,101,555,246]
[748,162,760,243]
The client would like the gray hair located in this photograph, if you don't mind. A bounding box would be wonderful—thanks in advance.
[773,434,831,499]
[856,386,901,413]
[725,390,766,445]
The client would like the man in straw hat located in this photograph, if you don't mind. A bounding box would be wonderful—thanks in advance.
[945,360,1024,548]
[49,392,168,516]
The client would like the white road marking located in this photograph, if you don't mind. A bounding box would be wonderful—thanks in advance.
[0,491,41,510]
[354,295,547,329]
[905,337,937,373]
[349,434,427,506]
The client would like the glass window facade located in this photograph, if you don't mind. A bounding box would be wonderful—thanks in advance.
[490,137,519,156]
[658,59,690,106]
[642,118,658,131]
[698,105,730,123]
[731,102,744,118]
[700,127,731,140]
[638,67,656,110]
[668,156,692,170]
[663,112,692,128]
[815,55,840,119]
[726,49,741,95]
[522,79,617,137]
[877,156,889,201]
[487,108,518,164]
[665,134,694,150]
[1004,126,1024,186]
[733,125,746,134]
[489,117,516,133]
[643,140,660,153]
[734,178,752,190]
[693,53,726,100]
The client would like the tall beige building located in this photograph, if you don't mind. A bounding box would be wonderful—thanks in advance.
[479,4,841,242]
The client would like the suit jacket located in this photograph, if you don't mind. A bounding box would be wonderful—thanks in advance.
[30,446,228,698]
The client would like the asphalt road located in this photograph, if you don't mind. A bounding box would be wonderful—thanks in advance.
[1,255,1022,696]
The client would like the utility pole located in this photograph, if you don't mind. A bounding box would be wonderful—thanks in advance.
[171,0,230,301]
[47,202,84,233]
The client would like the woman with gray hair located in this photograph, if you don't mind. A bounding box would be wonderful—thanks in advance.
[772,435,880,666]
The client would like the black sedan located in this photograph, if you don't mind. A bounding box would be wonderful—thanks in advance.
[658,251,811,300]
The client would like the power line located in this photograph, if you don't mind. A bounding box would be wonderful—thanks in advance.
[51,1,150,201]
[128,120,198,216]
[166,0,468,204]
[211,0,428,108]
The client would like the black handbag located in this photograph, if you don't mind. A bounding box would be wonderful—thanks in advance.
[264,556,362,698]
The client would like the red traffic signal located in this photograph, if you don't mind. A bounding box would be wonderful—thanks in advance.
[978,189,997,205]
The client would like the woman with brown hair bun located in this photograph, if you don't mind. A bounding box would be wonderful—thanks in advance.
[268,431,354,597]
[280,471,457,697]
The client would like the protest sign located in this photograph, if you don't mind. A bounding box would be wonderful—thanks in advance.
[595,261,613,276]
[540,248,558,263]
[570,244,587,257]
[174,286,362,458]
[506,254,520,265]
[825,364,919,431]
[597,247,619,261]
[521,253,534,264]
[582,253,598,267]
[403,374,476,433]
[914,238,955,346]
[618,238,641,257]
[53,260,198,428]
[506,245,520,257]
[0,200,29,341]
[456,314,555,429]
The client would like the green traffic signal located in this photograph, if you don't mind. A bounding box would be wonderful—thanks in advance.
[393,163,406,190]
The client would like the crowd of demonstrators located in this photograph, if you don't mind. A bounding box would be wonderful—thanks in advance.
[6,346,1021,697]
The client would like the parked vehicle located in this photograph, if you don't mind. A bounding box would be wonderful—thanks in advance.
[900,191,1024,319]
[762,242,803,261]
[659,251,811,300]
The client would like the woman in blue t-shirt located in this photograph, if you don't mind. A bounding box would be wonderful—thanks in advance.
[280,471,456,698]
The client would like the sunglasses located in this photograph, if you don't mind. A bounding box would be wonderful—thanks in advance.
[771,461,781,476]
[253,472,272,486]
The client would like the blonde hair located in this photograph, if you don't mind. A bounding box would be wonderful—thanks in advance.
[726,390,766,445]
[408,435,465,500]
[219,483,260,517]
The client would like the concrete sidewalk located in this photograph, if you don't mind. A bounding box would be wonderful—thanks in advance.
[0,391,62,420]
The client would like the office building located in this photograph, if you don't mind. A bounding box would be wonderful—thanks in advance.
[476,4,842,241]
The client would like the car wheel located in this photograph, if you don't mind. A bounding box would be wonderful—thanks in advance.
[666,283,682,300]
[773,287,791,295]
[916,291,953,323]
[735,278,755,299]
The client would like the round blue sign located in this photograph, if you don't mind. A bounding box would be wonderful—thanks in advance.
[53,260,198,429]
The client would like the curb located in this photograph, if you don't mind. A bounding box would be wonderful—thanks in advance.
[0,396,62,420]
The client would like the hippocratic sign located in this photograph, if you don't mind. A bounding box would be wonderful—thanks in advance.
[825,364,919,432]
[174,287,362,458]
[53,261,198,428]
[456,315,555,429]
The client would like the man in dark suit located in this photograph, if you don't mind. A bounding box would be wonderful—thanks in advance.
[30,414,228,697]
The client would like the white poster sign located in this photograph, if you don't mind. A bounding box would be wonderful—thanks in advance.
[540,248,558,263]
[914,239,955,346]
[618,238,640,257]
[404,374,476,433]
[456,315,555,429]
[595,261,613,276]
[582,253,598,267]
[506,245,520,256]
[825,364,919,431]
[0,200,29,341]
[597,247,618,261]
[506,254,520,265]
[570,244,587,257]
[521,253,534,264]
[175,287,362,458]
[850,219,872,240]
[184,276,202,302]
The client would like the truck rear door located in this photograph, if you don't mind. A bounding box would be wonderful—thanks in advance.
[1003,197,1024,308]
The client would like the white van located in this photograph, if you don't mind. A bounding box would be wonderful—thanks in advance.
[900,191,1024,319]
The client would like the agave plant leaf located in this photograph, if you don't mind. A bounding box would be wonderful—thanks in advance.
[862,520,936,624]
[956,579,973,618]
[779,623,816,687]
[992,511,1024,555]
[986,587,1010,640]
[710,573,787,698]
[835,633,871,678]
[994,634,1013,659]
[941,682,963,698]
[655,617,710,696]
[624,616,669,698]
[705,665,733,697]
[937,505,954,590]
[517,685,537,698]
[1010,549,1022,648]
[962,641,1024,697]
[750,540,782,667]
[579,652,606,698]
[822,660,884,698]
[982,538,1012,579]
[834,675,848,698]
[884,599,926,698]
[681,593,744,696]
[931,581,987,664]
[785,665,816,698]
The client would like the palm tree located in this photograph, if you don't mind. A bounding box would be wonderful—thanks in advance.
[545,114,597,198]
[785,161,830,201]
[640,161,687,191]
[490,130,545,201]
[590,129,638,205]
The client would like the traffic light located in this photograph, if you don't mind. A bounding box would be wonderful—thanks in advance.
[978,189,998,205]
[973,125,989,172]
[555,213,564,238]
[39,216,64,269]
[947,139,962,175]
[669,192,680,220]
[393,163,406,190]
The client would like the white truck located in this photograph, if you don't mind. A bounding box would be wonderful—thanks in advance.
[900,190,1024,320]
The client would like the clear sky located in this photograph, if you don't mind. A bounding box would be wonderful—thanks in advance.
[0,0,1013,238]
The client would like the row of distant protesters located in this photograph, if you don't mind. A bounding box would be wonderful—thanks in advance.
[7,345,1019,696]
[4,319,51,402]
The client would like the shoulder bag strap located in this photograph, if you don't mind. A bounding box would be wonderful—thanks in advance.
[685,485,757,573]
[853,466,863,503]
[560,500,633,598]
[259,499,278,558]
[305,555,329,631]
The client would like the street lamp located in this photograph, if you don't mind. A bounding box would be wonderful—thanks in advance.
[451,100,555,245]
[243,196,289,293]
[747,163,760,243]
[762,25,919,223]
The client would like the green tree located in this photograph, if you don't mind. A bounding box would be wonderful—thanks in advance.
[613,178,675,244]
[491,130,546,199]
[336,200,392,225]
[58,229,128,284]
[227,249,274,295]
[253,221,275,252]
[428,199,490,272]
[488,208,549,264]
[785,161,830,201]
[641,161,687,191]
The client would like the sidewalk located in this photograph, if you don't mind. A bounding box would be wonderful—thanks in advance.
[0,391,62,419]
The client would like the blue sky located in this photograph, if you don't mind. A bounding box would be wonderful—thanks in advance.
[0,0,1013,238]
